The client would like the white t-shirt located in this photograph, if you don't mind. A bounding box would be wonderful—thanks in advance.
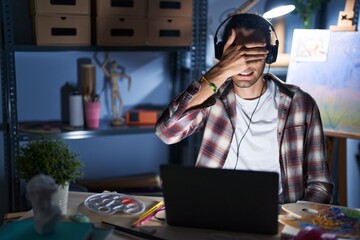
[223,80,282,195]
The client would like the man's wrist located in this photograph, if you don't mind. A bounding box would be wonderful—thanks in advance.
[201,76,218,94]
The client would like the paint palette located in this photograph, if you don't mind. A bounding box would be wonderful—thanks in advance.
[84,193,145,215]
[279,201,360,238]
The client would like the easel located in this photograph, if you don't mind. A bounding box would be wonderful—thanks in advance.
[325,130,360,206]
[330,0,357,31]
[327,0,359,206]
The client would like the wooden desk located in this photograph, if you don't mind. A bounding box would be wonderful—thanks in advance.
[22,191,285,240]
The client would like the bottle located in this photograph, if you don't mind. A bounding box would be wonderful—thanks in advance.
[69,91,84,127]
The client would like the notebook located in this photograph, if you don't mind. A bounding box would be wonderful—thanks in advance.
[160,164,279,235]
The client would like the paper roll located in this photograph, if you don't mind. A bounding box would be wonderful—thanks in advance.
[69,93,84,127]
[81,64,96,98]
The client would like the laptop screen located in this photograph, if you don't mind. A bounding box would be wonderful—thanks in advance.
[160,164,279,235]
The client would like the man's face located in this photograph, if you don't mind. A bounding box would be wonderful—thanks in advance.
[231,27,267,88]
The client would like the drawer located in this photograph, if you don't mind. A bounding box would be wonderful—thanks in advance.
[148,0,192,17]
[147,17,192,46]
[96,17,146,46]
[33,14,91,45]
[96,0,147,16]
[30,0,90,15]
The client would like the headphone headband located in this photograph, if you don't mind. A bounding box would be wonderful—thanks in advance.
[213,13,279,64]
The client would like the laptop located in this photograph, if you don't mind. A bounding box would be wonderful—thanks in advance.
[160,164,279,235]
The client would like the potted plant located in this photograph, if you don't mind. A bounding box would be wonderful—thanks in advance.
[293,0,330,29]
[16,137,84,214]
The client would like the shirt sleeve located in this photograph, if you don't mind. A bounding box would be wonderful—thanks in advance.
[154,80,214,145]
[303,97,334,204]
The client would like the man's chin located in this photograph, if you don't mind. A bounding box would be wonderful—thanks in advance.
[232,80,253,88]
[232,77,258,88]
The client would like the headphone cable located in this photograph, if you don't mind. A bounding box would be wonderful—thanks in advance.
[233,80,266,169]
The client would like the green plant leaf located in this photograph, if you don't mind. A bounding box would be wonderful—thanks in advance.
[16,137,84,187]
[292,0,330,28]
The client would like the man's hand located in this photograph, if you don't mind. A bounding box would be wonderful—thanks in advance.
[217,29,269,79]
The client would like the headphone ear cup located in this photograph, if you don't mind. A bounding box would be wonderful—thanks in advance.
[215,41,224,60]
[265,44,278,64]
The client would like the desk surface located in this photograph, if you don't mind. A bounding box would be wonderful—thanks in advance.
[22,191,285,240]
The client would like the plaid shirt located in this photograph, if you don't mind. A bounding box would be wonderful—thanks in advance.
[155,73,334,204]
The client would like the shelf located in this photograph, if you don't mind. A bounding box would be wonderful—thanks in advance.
[14,45,191,52]
[18,120,155,141]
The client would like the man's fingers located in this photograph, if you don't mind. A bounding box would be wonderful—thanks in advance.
[232,45,268,56]
[241,54,268,64]
[223,29,236,51]
[243,42,267,48]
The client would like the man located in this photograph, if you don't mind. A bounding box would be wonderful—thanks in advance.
[155,13,333,204]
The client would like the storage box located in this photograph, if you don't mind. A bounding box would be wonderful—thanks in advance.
[147,17,192,46]
[96,17,146,46]
[30,0,90,15]
[148,0,192,17]
[33,14,91,45]
[126,109,162,125]
[96,0,147,17]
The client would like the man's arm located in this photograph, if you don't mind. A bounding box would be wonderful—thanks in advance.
[303,99,334,204]
[154,80,210,144]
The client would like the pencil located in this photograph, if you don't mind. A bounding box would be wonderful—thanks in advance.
[134,205,165,226]
[101,221,167,240]
[132,201,164,226]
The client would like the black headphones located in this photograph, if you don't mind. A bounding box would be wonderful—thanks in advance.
[214,13,279,64]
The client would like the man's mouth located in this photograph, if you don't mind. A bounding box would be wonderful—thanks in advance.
[238,71,253,76]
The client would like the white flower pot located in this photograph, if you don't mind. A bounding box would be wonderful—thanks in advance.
[52,182,69,215]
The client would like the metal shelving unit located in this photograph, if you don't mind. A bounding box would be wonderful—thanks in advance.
[1,0,207,212]
[1,0,21,213]
[15,45,191,52]
[19,121,155,141]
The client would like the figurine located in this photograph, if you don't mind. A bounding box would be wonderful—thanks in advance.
[26,174,61,235]
[94,52,131,126]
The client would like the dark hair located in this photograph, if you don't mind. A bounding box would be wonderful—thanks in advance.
[221,13,272,46]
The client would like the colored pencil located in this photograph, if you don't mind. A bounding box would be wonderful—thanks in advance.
[132,201,165,226]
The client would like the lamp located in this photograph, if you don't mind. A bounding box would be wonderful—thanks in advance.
[262,0,296,67]
[263,0,295,19]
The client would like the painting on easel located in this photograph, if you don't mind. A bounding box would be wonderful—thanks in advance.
[286,29,360,138]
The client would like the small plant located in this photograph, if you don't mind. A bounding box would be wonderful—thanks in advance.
[293,0,330,29]
[16,138,84,187]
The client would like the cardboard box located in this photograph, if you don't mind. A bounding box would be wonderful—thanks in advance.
[147,17,192,46]
[148,0,192,17]
[96,0,147,17]
[96,17,146,46]
[30,0,90,15]
[33,14,91,45]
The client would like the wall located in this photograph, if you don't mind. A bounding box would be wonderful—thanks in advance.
[5,0,177,180]
[15,51,172,180]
